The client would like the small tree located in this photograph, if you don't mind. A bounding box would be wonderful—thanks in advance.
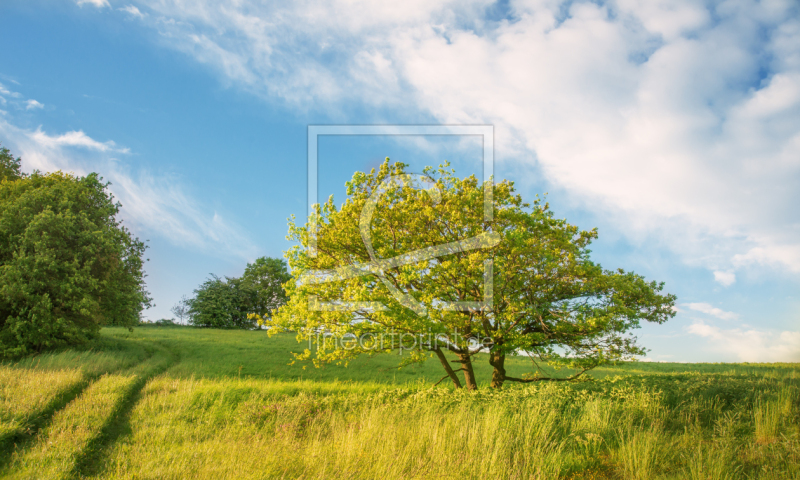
[170,295,190,325]
[260,160,675,389]
[0,149,152,357]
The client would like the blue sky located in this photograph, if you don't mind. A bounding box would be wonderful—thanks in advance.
[1,0,798,362]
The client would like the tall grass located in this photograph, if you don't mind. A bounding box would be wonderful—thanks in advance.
[1,373,139,480]
[3,327,799,479]
[6,334,151,377]
[0,342,176,480]
[85,369,800,479]
[0,367,84,445]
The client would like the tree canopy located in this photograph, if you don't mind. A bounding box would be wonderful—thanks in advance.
[259,160,676,389]
[0,149,151,357]
[0,145,23,182]
[187,257,290,329]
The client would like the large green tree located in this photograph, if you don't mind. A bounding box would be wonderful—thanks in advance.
[0,149,151,357]
[261,160,676,389]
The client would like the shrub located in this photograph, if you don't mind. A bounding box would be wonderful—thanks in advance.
[0,152,151,357]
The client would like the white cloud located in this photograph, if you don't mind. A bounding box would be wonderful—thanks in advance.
[684,302,739,321]
[25,99,44,110]
[687,321,800,362]
[0,118,257,260]
[77,0,110,7]
[29,127,128,153]
[120,5,145,18]
[117,0,800,279]
[713,270,736,286]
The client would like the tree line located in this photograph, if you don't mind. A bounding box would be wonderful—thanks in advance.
[170,257,290,329]
[1,145,676,390]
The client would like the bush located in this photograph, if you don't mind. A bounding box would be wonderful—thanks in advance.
[186,257,289,329]
[187,275,255,329]
[0,150,151,357]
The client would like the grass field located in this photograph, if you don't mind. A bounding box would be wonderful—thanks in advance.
[1,326,798,479]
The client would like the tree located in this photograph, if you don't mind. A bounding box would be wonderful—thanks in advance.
[187,257,289,329]
[0,145,24,182]
[236,257,291,319]
[187,275,254,329]
[0,152,152,357]
[260,160,676,389]
[171,295,190,325]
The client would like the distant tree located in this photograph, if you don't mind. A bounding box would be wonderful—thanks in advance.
[187,275,251,329]
[0,145,24,182]
[0,150,152,357]
[262,160,676,389]
[171,295,190,325]
[236,257,291,319]
[187,257,290,329]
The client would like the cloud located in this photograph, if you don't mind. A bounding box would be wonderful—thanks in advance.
[25,99,44,110]
[684,302,739,321]
[687,321,800,362]
[76,0,110,7]
[29,127,128,153]
[120,5,145,18]
[118,0,800,278]
[0,117,257,260]
[713,270,736,286]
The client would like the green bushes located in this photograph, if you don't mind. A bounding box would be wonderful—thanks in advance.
[185,257,289,329]
[0,151,151,357]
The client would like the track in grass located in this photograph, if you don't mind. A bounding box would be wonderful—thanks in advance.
[0,374,90,466]
[0,341,178,480]
[71,343,179,478]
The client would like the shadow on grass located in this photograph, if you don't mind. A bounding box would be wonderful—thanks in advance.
[71,344,180,478]
[0,378,92,464]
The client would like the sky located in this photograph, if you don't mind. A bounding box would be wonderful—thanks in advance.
[0,0,798,362]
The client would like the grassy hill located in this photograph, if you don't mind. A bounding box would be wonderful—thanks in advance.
[1,326,798,479]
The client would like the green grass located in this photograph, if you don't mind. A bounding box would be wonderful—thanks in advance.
[0,334,155,452]
[1,326,798,479]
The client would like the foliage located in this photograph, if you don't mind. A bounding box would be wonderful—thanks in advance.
[187,257,289,329]
[262,160,676,388]
[236,256,291,318]
[0,145,23,182]
[187,275,257,329]
[0,152,152,358]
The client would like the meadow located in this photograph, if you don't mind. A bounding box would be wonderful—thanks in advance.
[0,326,797,479]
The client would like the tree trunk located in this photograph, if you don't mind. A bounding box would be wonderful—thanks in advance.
[457,353,478,390]
[433,347,462,389]
[489,350,506,389]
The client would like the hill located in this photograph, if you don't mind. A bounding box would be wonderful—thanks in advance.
[1,326,798,479]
